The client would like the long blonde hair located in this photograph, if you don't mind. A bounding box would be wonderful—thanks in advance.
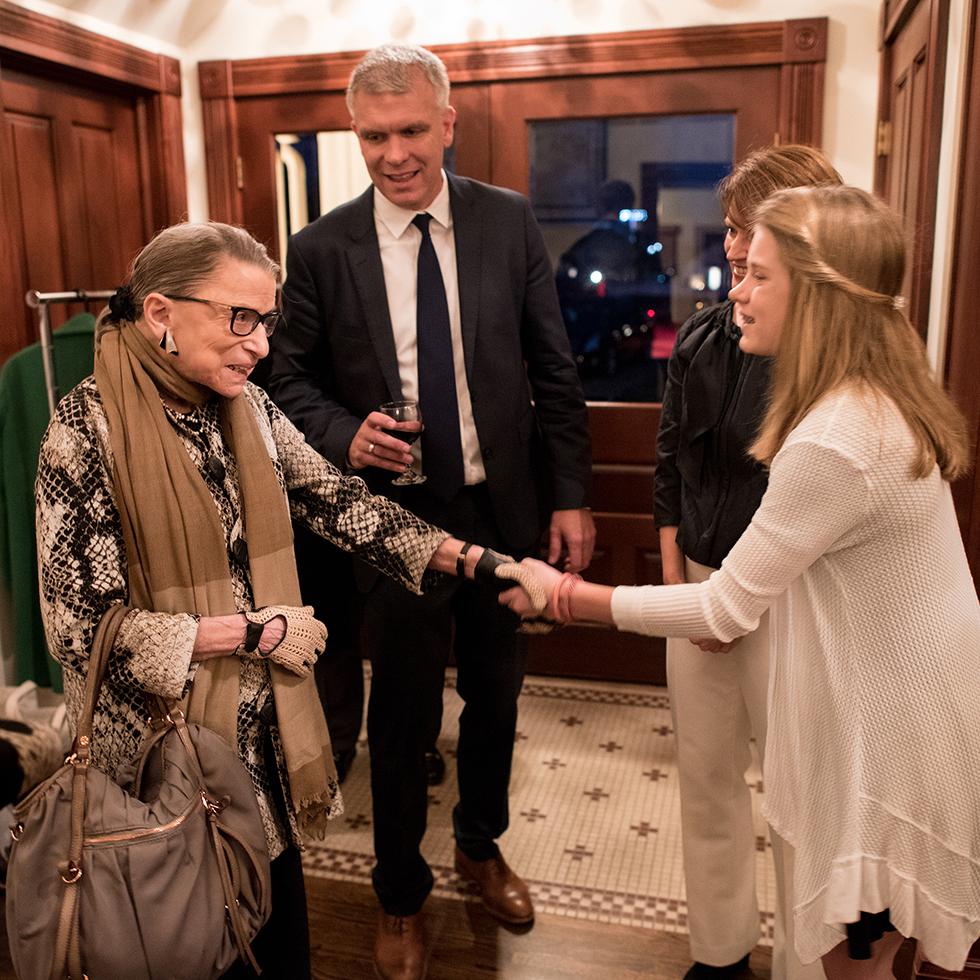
[749,185,970,480]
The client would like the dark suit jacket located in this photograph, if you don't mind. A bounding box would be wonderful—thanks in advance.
[267,172,591,555]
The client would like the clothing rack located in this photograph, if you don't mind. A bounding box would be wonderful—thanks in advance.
[25,289,113,416]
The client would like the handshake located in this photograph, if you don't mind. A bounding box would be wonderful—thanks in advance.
[470,550,557,633]
[236,550,558,677]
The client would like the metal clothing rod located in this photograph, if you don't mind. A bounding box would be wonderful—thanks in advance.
[25,288,114,418]
[25,289,114,307]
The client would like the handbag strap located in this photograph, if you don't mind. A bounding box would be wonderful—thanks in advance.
[70,604,131,762]
[50,604,130,980]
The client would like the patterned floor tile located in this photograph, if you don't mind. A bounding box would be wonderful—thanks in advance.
[303,669,776,943]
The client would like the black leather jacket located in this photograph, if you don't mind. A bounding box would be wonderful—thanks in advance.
[653,300,771,569]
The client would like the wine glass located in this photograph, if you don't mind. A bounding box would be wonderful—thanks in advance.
[379,399,426,485]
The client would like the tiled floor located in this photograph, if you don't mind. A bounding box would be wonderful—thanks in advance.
[303,670,776,944]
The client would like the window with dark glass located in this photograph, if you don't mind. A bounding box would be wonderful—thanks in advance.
[529,115,734,402]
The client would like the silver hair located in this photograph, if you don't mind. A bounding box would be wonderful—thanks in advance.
[346,44,450,114]
[95,222,278,334]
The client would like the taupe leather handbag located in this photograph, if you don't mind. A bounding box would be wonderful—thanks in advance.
[5,604,272,979]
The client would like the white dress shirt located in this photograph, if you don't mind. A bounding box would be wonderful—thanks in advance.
[373,171,486,485]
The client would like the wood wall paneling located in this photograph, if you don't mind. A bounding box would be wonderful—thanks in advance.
[448,84,491,185]
[0,0,180,94]
[198,19,825,100]
[779,19,827,144]
[198,60,242,226]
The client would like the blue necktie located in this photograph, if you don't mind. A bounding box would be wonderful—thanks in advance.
[412,212,464,500]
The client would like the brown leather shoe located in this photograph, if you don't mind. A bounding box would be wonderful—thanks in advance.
[454,846,535,925]
[373,909,427,980]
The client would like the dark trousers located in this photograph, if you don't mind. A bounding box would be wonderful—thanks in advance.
[365,483,528,916]
[293,525,365,755]
[294,524,443,754]
[220,846,310,980]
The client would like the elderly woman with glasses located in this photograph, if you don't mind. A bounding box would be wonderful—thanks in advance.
[35,221,537,979]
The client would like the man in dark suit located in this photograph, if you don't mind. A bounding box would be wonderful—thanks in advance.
[267,43,594,980]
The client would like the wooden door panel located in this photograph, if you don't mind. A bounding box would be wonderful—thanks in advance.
[875,0,948,336]
[74,123,133,287]
[886,2,929,304]
[1,68,150,362]
[5,110,65,346]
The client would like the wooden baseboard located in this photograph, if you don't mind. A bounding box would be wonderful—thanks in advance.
[525,624,666,685]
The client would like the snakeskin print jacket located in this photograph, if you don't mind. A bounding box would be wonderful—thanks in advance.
[36,377,447,856]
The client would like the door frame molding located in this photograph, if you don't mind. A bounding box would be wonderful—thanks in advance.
[199,18,827,225]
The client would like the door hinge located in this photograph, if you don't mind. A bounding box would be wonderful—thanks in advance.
[235,155,244,190]
[876,120,892,157]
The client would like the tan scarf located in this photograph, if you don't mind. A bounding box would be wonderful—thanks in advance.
[94,321,335,838]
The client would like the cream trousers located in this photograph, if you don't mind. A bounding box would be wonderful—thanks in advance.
[667,557,824,980]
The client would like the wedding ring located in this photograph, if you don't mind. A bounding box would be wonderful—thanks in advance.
[368,442,375,455]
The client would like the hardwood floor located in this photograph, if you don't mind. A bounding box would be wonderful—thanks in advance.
[0,876,773,979]
[305,877,772,980]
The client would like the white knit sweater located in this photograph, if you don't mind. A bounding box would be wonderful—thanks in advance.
[613,387,980,970]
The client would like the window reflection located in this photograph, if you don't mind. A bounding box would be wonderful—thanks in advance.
[530,115,734,402]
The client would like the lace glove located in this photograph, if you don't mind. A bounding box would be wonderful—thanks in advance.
[471,548,554,633]
[241,605,327,678]
[474,549,566,634]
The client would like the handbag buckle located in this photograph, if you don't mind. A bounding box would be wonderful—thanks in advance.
[9,822,23,842]
[60,860,83,884]
[201,791,226,816]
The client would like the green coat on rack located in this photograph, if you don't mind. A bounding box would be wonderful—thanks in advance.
[0,312,96,689]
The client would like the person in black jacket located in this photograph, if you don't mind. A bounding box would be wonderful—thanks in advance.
[653,145,841,980]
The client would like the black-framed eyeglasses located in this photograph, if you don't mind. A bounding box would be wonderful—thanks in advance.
[163,295,283,337]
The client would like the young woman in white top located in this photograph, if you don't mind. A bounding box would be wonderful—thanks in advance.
[502,185,980,978]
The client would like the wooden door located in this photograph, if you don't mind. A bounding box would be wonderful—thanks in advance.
[0,0,186,368]
[874,0,949,336]
[0,68,150,362]
[486,66,783,682]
